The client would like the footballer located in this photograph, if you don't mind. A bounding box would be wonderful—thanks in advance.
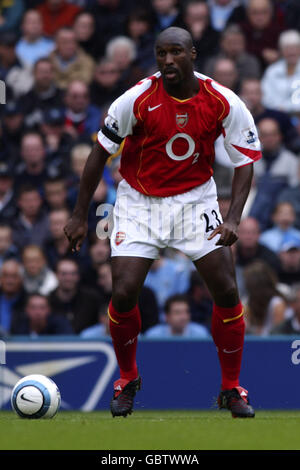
[64,27,262,418]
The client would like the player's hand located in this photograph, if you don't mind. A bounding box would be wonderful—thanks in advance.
[63,215,88,253]
[207,221,238,246]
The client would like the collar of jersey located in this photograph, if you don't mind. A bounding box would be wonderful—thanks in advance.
[170,95,193,103]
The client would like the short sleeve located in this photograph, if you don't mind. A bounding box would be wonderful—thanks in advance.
[97,91,137,155]
[222,91,262,168]
[97,78,152,155]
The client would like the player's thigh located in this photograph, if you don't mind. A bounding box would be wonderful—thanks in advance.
[193,246,239,307]
[111,256,153,311]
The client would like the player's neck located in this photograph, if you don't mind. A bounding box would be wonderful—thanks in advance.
[163,75,199,100]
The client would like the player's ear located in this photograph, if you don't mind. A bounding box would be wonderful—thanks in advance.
[190,46,197,61]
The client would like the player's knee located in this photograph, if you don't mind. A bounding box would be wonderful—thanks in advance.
[112,283,139,312]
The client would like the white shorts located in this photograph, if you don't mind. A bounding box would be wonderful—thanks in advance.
[110,178,223,261]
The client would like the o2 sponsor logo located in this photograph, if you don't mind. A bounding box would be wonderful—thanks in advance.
[165,133,200,164]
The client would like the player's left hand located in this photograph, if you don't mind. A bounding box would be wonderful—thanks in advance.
[207,221,238,246]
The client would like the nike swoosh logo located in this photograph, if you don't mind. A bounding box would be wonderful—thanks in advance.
[223,347,242,354]
[20,393,37,403]
[148,104,162,112]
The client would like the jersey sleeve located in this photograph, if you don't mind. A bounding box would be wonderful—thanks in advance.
[97,90,138,155]
[221,91,262,168]
[97,78,153,155]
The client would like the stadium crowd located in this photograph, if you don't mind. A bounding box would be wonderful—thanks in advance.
[1,0,300,338]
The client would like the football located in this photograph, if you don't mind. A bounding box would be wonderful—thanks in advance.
[11,374,61,419]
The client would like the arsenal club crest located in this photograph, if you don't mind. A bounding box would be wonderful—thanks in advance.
[115,231,126,246]
[176,112,188,128]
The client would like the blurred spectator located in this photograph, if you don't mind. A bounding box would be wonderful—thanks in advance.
[87,0,131,55]
[0,32,33,98]
[69,140,121,199]
[40,108,74,174]
[249,118,300,230]
[144,255,190,314]
[0,163,17,223]
[0,101,24,165]
[255,118,299,188]
[63,80,101,141]
[19,58,64,129]
[11,293,73,335]
[278,165,300,230]
[238,0,283,70]
[0,224,18,268]
[49,258,101,333]
[208,0,242,32]
[44,207,88,270]
[228,0,286,29]
[105,36,144,90]
[89,58,123,108]
[243,260,287,336]
[49,27,95,89]
[0,0,24,33]
[15,132,59,191]
[68,178,115,232]
[45,206,67,248]
[0,259,26,335]
[151,0,184,33]
[262,30,300,114]
[82,237,111,287]
[277,236,300,286]
[80,303,110,338]
[16,10,54,68]
[211,57,239,92]
[235,216,280,299]
[67,142,91,189]
[12,184,49,250]
[125,9,156,72]
[96,260,113,305]
[145,294,209,338]
[22,244,58,295]
[182,0,220,72]
[37,0,82,37]
[271,284,300,335]
[285,0,300,31]
[205,24,261,81]
[260,202,300,253]
[43,176,69,211]
[73,11,103,60]
[240,78,300,154]
[236,217,280,272]
[186,271,213,330]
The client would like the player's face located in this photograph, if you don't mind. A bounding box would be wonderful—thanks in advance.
[155,42,195,85]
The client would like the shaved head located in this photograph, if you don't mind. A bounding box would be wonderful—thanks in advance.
[155,27,194,50]
[155,26,198,95]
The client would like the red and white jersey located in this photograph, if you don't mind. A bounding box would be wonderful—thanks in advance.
[98,71,262,197]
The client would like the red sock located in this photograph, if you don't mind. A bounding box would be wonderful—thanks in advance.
[108,300,141,382]
[211,301,245,391]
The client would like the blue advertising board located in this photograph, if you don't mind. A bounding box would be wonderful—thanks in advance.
[1,337,300,411]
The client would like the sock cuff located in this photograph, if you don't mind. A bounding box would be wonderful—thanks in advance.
[213,301,243,323]
[108,300,139,324]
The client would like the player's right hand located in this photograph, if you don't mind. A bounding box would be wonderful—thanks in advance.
[64,215,88,253]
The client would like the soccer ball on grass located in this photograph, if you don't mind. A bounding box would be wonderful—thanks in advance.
[11,374,61,419]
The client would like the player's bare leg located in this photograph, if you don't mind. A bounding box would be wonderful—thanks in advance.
[194,247,255,418]
[109,256,153,417]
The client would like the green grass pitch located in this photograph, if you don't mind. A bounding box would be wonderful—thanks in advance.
[1,410,300,450]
